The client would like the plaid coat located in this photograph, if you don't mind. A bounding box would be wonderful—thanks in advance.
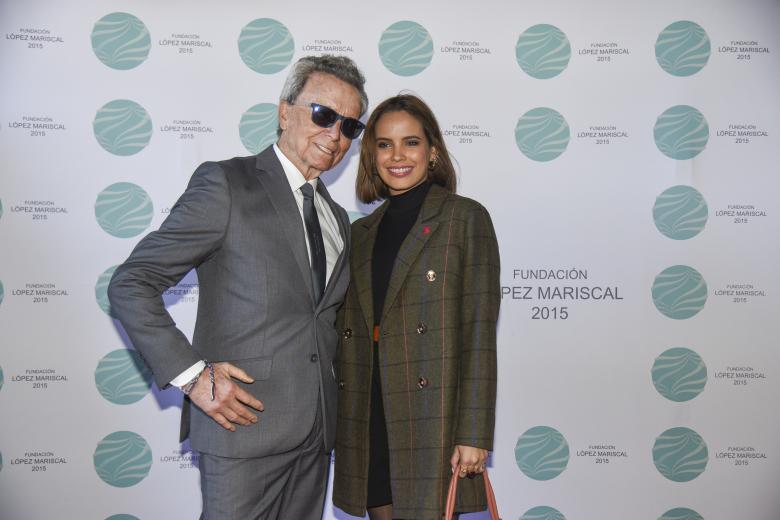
[333,184,500,519]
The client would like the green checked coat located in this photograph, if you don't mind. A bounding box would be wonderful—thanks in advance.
[333,184,500,519]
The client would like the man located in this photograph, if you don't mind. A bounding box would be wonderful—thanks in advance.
[108,55,368,519]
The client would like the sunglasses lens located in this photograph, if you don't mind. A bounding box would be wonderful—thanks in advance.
[310,105,338,128]
[341,119,364,139]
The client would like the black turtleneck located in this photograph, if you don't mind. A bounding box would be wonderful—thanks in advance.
[371,181,431,325]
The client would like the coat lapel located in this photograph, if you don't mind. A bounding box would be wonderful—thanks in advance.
[350,202,388,331]
[379,184,449,323]
[253,148,316,305]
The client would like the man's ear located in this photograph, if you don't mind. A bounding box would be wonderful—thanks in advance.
[278,102,289,132]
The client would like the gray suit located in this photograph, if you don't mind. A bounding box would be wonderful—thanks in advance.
[108,145,350,461]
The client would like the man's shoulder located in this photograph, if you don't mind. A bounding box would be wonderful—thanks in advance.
[189,151,268,185]
[209,153,261,173]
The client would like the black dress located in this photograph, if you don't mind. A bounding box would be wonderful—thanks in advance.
[366,181,432,508]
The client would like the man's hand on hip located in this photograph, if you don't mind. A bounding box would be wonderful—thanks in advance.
[189,362,264,432]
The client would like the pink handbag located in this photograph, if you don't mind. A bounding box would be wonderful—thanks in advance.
[444,466,501,519]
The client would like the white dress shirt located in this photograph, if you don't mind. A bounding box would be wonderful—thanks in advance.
[170,145,344,388]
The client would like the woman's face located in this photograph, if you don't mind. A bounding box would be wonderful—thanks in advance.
[373,110,436,196]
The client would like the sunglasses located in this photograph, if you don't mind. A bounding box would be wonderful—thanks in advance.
[295,102,365,139]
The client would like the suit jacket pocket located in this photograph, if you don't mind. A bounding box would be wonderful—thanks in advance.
[225,355,273,381]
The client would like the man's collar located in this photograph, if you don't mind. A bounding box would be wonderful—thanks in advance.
[273,144,318,192]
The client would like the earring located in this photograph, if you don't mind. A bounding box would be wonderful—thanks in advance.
[428,156,437,171]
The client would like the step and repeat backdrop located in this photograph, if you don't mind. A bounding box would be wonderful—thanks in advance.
[1,0,778,518]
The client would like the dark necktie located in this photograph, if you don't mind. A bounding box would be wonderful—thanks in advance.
[300,183,326,302]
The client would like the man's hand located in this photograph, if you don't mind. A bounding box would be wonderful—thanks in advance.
[450,445,488,478]
[188,362,264,432]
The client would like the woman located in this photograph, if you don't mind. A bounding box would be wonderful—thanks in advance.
[333,94,500,520]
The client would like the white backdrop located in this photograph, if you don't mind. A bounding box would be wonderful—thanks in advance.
[1,0,779,518]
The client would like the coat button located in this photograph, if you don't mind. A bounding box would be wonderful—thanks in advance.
[343,328,352,339]
[310,354,319,362]
[416,323,427,335]
[417,376,429,389]
[338,380,345,390]
[426,270,437,282]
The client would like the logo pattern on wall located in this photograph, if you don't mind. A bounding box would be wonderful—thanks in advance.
[0,365,4,392]
[96,266,118,317]
[91,13,151,70]
[653,427,709,482]
[93,100,153,156]
[105,515,141,520]
[652,265,708,320]
[516,24,571,79]
[95,349,153,405]
[240,103,279,154]
[378,21,433,76]
[515,426,570,480]
[94,431,153,487]
[521,505,567,520]
[238,19,294,74]
[658,508,703,520]
[655,21,710,77]
[653,186,708,240]
[652,347,707,402]
[95,183,154,239]
[654,105,709,160]
[515,107,570,162]
[0,279,4,306]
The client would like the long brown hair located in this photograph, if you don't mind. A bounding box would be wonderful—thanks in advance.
[356,94,457,203]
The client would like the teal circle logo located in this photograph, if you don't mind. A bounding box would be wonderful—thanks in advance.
[0,199,3,219]
[0,451,3,473]
[652,265,707,320]
[516,24,571,79]
[515,107,570,162]
[95,349,153,405]
[96,266,118,317]
[515,426,569,481]
[91,13,151,70]
[0,279,4,306]
[658,508,703,520]
[378,21,434,76]
[0,364,4,392]
[238,18,294,74]
[240,103,279,154]
[95,182,154,238]
[106,516,140,520]
[522,506,566,520]
[652,348,707,402]
[653,427,708,482]
[93,99,153,156]
[653,185,708,240]
[655,21,710,77]
[654,105,709,160]
[94,431,152,487]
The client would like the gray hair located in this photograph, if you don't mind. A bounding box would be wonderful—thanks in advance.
[277,55,368,136]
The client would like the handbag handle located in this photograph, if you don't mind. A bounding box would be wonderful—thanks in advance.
[444,466,501,520]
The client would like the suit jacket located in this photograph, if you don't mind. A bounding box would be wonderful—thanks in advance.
[108,146,350,458]
[332,184,500,519]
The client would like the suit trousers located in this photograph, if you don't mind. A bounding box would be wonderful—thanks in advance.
[199,403,328,520]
